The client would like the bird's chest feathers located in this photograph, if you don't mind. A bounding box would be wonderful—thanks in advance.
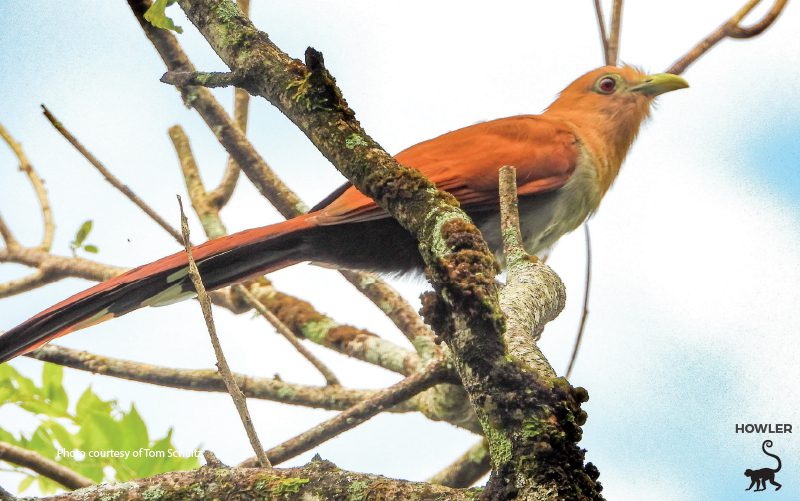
[478,148,602,258]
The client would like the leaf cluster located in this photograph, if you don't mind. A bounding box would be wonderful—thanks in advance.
[0,363,198,494]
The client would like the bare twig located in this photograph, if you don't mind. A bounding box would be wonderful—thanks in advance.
[240,359,448,467]
[0,441,93,490]
[26,344,414,411]
[0,213,16,248]
[167,125,227,239]
[667,0,788,75]
[593,0,610,64]
[178,195,270,467]
[428,439,490,488]
[607,0,623,65]
[0,123,54,251]
[234,284,341,386]
[41,106,185,245]
[566,224,592,379]
[209,0,249,210]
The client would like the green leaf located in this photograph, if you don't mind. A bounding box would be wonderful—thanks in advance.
[120,404,149,450]
[73,220,93,247]
[75,387,112,422]
[144,0,183,33]
[42,363,69,412]
[83,244,99,253]
[42,421,75,450]
[17,476,34,494]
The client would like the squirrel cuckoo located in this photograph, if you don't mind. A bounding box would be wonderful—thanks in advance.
[0,66,687,363]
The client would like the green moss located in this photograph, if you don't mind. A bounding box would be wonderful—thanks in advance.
[345,133,369,150]
[276,385,296,400]
[347,479,370,501]
[481,417,512,467]
[141,485,168,500]
[213,1,241,23]
[272,477,310,496]
[301,318,337,344]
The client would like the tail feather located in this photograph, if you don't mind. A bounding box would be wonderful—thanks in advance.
[0,215,315,363]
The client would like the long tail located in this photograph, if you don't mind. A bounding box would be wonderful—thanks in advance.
[0,215,317,364]
[762,440,781,473]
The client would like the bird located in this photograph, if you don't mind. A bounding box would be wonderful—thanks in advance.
[0,65,687,363]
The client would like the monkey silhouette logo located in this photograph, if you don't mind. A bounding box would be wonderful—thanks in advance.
[744,440,782,492]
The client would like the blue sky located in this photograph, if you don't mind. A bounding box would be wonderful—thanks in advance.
[1,1,799,499]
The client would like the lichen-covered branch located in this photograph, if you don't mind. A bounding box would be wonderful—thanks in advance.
[128,0,308,218]
[174,2,598,497]
[240,359,450,467]
[0,441,93,491]
[36,458,479,501]
[26,345,412,412]
[234,284,341,386]
[667,0,788,75]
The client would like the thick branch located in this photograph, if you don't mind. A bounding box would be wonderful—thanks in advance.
[0,442,93,491]
[37,459,477,500]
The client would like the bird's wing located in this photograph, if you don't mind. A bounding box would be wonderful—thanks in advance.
[313,115,578,224]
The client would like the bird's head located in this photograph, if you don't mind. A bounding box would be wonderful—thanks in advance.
[545,65,688,173]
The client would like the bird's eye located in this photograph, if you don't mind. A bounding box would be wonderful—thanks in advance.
[597,76,617,94]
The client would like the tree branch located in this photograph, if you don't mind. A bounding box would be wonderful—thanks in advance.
[0,442,93,491]
[667,0,788,75]
[25,344,418,412]
[240,359,449,467]
[178,195,270,467]
[593,0,610,64]
[566,224,592,379]
[36,459,478,500]
[41,105,185,245]
[607,0,623,65]
[0,123,54,251]
[428,439,490,488]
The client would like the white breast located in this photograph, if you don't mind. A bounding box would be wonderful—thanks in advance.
[474,146,602,260]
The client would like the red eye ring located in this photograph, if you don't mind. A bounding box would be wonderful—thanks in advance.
[598,76,616,94]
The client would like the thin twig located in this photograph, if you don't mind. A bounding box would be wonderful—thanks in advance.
[607,0,623,65]
[233,284,341,386]
[41,105,185,245]
[566,224,592,379]
[160,70,243,88]
[26,344,413,411]
[593,0,610,64]
[167,125,227,239]
[0,213,17,248]
[0,441,93,490]
[428,439,490,488]
[667,0,788,75]
[0,123,54,251]
[209,0,249,210]
[178,195,271,468]
[239,359,448,467]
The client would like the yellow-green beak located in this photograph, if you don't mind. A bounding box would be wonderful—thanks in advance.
[631,73,689,96]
